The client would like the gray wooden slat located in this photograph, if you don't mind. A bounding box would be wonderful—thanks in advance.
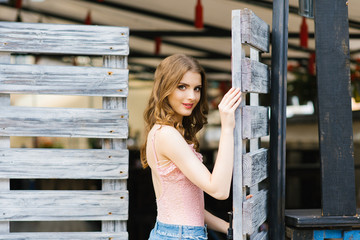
[243,189,268,235]
[243,148,268,187]
[0,148,128,179]
[242,58,270,94]
[0,232,128,240]
[0,64,128,97]
[241,9,270,52]
[0,106,128,138]
[249,47,261,153]
[242,106,269,139]
[0,52,10,233]
[0,190,128,221]
[232,9,246,240]
[102,56,128,232]
[0,22,129,55]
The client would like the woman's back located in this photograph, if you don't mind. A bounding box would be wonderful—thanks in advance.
[147,125,205,226]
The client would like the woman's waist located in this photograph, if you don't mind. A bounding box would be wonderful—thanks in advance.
[153,220,207,237]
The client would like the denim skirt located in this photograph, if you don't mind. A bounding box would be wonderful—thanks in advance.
[148,220,208,240]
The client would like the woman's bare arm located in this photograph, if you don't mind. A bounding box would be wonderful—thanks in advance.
[204,210,229,234]
[156,88,242,200]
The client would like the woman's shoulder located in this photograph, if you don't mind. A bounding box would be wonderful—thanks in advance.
[151,124,184,144]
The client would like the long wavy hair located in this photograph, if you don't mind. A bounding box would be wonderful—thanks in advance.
[140,54,209,168]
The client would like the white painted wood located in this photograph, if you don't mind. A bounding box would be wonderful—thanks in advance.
[0,64,129,97]
[242,58,270,94]
[0,52,10,233]
[243,148,268,187]
[0,232,128,240]
[241,9,270,53]
[0,190,128,221]
[242,106,269,139]
[0,106,128,138]
[102,55,128,233]
[243,189,268,235]
[232,9,246,240]
[0,22,129,55]
[0,148,128,179]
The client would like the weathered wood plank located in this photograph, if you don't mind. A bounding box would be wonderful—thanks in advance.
[243,148,268,187]
[0,191,128,221]
[0,106,128,138]
[232,9,246,240]
[315,0,356,216]
[0,52,10,233]
[0,232,128,240]
[0,22,129,55]
[249,47,261,153]
[243,189,268,235]
[252,231,268,240]
[242,106,269,139]
[0,148,128,179]
[0,64,128,97]
[242,58,270,94]
[102,56,128,232]
[241,9,270,52]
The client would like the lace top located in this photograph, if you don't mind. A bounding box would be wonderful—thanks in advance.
[151,127,205,226]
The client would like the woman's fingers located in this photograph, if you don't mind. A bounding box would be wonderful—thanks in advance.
[219,88,241,107]
[219,88,242,110]
[230,91,243,110]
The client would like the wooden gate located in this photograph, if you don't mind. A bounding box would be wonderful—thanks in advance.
[0,22,129,239]
[231,9,270,240]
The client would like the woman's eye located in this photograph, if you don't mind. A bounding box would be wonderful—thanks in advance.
[195,87,201,92]
[178,85,186,90]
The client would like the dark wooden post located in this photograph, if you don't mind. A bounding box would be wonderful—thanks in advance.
[314,0,356,216]
[270,0,288,239]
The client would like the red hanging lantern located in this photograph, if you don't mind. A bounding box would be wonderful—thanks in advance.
[195,0,203,29]
[15,0,22,9]
[308,52,316,75]
[85,10,92,25]
[154,37,162,55]
[300,17,308,48]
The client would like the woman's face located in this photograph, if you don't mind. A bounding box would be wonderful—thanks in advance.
[168,71,202,122]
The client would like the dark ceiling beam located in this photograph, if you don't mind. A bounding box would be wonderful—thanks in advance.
[130,30,230,38]
[289,33,360,39]
[129,50,228,60]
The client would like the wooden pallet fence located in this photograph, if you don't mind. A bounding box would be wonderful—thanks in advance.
[0,21,129,239]
[0,106,128,138]
[0,22,128,55]
[0,148,128,179]
[232,8,270,240]
[0,64,129,96]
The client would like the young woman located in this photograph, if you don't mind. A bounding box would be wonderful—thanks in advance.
[140,54,242,240]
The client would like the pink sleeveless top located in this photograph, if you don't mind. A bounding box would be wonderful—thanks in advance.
[151,128,205,226]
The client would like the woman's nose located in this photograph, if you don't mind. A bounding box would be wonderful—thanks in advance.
[187,90,196,100]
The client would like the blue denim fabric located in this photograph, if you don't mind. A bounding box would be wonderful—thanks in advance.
[148,221,208,240]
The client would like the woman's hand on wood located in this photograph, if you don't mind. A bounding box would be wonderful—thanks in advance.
[218,87,242,129]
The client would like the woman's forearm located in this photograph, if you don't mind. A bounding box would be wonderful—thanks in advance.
[208,126,234,199]
[204,209,229,234]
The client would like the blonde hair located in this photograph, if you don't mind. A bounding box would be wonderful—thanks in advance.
[140,54,208,168]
